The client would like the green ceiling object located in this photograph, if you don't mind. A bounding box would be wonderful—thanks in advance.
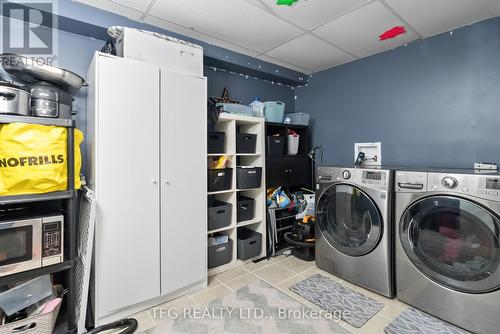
[277,0,299,6]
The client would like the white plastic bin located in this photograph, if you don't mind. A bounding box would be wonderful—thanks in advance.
[287,134,300,155]
[250,98,265,118]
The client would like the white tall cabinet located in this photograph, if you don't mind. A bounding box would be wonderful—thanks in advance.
[87,52,207,325]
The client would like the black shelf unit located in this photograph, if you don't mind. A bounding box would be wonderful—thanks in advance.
[0,260,75,286]
[265,122,312,256]
[0,115,78,333]
[265,122,311,188]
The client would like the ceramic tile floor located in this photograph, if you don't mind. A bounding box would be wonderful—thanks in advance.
[107,255,410,334]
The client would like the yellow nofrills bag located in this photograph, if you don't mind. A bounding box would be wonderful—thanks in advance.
[0,123,83,196]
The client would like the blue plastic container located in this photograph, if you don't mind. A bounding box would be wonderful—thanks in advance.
[217,103,253,116]
[264,101,285,123]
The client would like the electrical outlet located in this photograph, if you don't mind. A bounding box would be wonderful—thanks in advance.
[354,142,381,166]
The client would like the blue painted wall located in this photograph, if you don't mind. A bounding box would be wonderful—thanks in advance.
[207,68,295,112]
[295,17,500,169]
[0,3,296,166]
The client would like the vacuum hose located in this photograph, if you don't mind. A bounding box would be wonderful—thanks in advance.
[84,318,138,334]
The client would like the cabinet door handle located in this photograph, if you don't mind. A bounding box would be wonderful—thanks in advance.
[152,180,158,185]
[164,180,170,185]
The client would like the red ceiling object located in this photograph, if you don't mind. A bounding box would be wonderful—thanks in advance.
[379,26,406,41]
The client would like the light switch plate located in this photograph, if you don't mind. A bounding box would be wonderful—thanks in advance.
[354,142,381,166]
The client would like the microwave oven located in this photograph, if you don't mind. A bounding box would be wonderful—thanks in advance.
[0,214,64,277]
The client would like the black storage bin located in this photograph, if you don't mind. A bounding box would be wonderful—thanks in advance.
[237,195,255,222]
[267,136,285,156]
[236,133,257,154]
[208,168,233,192]
[208,132,225,153]
[208,239,233,269]
[236,167,262,189]
[237,228,262,261]
[208,199,232,231]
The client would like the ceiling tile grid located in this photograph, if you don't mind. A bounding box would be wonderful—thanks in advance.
[148,0,304,53]
[246,0,370,31]
[77,0,500,74]
[383,0,500,37]
[265,33,355,72]
[311,1,419,58]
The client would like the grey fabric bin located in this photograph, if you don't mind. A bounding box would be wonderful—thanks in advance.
[236,133,257,153]
[236,167,262,189]
[208,199,232,231]
[267,136,285,155]
[208,239,233,269]
[237,228,262,261]
[237,195,255,222]
[208,168,233,192]
[208,132,225,153]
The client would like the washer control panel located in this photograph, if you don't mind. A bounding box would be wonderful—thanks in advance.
[478,177,500,198]
[441,176,458,189]
[342,170,351,180]
[361,170,386,187]
[427,173,500,201]
[317,167,390,191]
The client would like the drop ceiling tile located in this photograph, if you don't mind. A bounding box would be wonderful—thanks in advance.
[111,0,152,12]
[149,0,303,53]
[256,54,312,74]
[247,0,370,30]
[312,1,419,58]
[74,0,144,20]
[265,34,355,72]
[384,0,500,37]
[143,15,260,58]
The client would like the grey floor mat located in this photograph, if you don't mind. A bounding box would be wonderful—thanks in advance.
[289,274,384,328]
[384,307,468,334]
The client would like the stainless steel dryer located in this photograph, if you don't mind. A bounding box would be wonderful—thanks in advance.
[395,170,500,334]
[316,166,394,298]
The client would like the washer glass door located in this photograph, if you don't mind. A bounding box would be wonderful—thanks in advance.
[317,184,382,256]
[400,196,500,293]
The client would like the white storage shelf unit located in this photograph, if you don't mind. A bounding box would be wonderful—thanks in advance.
[208,113,267,276]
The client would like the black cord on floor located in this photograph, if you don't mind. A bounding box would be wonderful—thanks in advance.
[84,318,138,334]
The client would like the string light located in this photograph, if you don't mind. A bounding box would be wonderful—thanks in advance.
[203,64,301,90]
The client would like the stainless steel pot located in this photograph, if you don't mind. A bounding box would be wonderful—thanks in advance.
[0,81,31,116]
[30,82,74,119]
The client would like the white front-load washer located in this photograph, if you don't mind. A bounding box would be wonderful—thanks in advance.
[395,170,500,334]
[315,166,394,298]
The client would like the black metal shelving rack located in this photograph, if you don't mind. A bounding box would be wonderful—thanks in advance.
[0,115,78,333]
[265,122,312,257]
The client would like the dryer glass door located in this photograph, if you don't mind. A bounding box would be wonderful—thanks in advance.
[400,196,500,293]
[317,184,382,256]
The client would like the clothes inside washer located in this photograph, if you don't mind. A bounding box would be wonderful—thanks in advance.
[453,256,490,272]
[416,209,496,278]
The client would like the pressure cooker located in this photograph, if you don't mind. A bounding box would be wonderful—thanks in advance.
[0,81,31,116]
[30,82,74,119]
